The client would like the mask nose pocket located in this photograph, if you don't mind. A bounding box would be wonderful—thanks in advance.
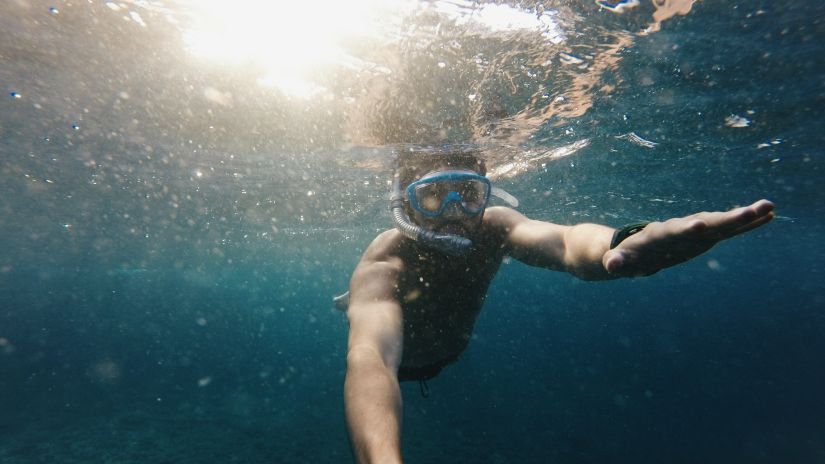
[440,197,464,217]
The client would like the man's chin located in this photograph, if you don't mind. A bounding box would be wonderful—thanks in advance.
[433,223,470,236]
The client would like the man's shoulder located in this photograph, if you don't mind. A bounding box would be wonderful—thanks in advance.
[368,228,403,248]
[484,205,524,218]
[481,206,529,232]
[361,229,405,262]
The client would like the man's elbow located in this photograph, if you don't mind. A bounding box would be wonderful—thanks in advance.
[346,344,397,375]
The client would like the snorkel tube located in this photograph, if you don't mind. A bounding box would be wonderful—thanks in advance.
[390,170,472,256]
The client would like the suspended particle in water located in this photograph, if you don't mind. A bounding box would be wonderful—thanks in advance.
[0,338,14,355]
[724,114,751,128]
[49,7,59,14]
[90,359,122,383]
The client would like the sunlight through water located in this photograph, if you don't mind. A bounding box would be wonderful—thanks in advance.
[177,0,567,99]
[179,0,414,97]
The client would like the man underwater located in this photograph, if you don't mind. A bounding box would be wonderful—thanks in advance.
[341,146,774,463]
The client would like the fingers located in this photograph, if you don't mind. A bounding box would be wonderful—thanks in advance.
[719,200,775,239]
[604,249,657,277]
[691,200,772,240]
[752,199,775,216]
[727,210,774,238]
[734,200,774,222]
[602,249,625,274]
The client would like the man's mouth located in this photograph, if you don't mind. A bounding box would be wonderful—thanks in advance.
[434,223,468,236]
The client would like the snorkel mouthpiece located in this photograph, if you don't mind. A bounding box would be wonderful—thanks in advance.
[390,171,473,256]
[419,229,472,255]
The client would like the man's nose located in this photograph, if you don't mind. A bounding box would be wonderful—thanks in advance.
[441,200,464,218]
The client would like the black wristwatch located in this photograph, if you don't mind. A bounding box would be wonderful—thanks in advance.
[610,222,650,249]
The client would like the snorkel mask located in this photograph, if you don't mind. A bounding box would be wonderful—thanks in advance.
[389,146,517,255]
[390,171,474,255]
[406,170,491,218]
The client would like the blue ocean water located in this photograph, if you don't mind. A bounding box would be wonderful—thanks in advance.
[1,1,824,462]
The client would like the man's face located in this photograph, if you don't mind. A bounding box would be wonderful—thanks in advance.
[406,167,489,237]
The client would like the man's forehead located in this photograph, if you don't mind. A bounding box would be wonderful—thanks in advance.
[419,168,481,179]
[412,158,483,173]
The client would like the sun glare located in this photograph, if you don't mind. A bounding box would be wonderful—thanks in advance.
[179,0,410,98]
[179,0,564,98]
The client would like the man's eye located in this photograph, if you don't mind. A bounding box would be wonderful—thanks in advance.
[421,194,441,211]
[461,186,479,202]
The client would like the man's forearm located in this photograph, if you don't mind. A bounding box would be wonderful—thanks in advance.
[563,223,616,280]
[345,347,403,464]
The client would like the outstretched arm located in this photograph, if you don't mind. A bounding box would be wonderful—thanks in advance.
[345,236,405,464]
[489,199,774,280]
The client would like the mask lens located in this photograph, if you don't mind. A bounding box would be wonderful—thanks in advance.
[411,176,489,215]
[416,186,443,212]
[458,180,486,211]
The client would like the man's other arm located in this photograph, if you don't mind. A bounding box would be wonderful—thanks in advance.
[485,206,615,280]
[345,234,405,464]
[486,200,774,280]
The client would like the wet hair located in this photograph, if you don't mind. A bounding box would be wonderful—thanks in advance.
[395,145,487,189]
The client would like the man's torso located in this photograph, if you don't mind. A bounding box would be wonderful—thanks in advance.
[391,221,507,370]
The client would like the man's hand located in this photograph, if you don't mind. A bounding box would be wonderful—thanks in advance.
[602,199,775,277]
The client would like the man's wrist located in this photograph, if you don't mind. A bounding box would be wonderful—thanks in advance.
[609,222,650,249]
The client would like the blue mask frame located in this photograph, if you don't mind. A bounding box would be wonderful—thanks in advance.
[405,170,492,218]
